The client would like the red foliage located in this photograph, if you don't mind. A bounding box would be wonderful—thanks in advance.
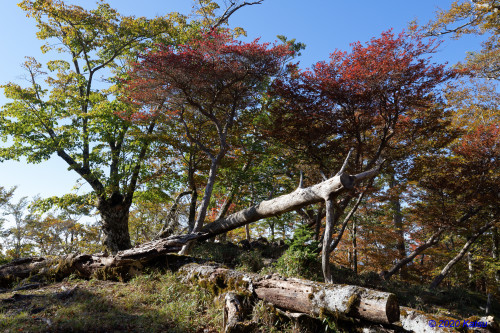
[125,30,292,121]
[269,29,458,172]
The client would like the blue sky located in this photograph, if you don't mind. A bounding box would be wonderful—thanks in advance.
[0,0,484,214]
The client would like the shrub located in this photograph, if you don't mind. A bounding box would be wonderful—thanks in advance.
[271,247,322,281]
[237,250,264,273]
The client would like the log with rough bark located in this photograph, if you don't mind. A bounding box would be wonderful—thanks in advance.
[179,264,400,325]
[222,292,257,333]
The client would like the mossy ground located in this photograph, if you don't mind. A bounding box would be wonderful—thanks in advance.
[0,272,222,333]
[0,242,498,332]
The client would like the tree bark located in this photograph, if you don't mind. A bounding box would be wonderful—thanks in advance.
[223,292,245,332]
[98,197,132,253]
[202,172,361,236]
[181,264,400,325]
[322,198,336,283]
[430,222,493,289]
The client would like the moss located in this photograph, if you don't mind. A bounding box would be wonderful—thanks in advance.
[345,293,360,314]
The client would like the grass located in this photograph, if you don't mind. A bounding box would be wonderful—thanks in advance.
[0,272,222,333]
[1,242,498,332]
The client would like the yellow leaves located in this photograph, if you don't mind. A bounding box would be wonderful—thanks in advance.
[445,77,500,131]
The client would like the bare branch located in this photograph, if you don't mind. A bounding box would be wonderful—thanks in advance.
[212,1,264,29]
[336,148,354,176]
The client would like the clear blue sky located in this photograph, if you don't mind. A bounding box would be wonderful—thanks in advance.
[0,0,483,211]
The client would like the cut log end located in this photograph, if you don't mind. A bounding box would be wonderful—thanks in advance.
[339,172,355,190]
[385,294,400,324]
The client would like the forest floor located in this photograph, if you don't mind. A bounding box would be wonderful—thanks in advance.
[0,241,498,332]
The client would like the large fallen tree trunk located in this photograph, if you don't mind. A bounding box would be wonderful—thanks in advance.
[180,264,400,325]
[0,165,382,286]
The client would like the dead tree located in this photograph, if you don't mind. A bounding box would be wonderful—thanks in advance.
[0,161,383,287]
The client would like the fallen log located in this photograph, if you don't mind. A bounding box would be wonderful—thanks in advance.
[179,264,400,325]
[0,163,383,286]
[222,292,257,333]
[0,252,200,288]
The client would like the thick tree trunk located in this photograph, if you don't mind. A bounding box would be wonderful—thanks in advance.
[98,197,132,253]
[181,264,400,325]
[430,223,493,289]
[383,229,443,281]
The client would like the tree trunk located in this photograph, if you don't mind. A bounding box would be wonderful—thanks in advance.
[180,156,222,254]
[328,190,365,254]
[322,198,336,283]
[352,218,358,275]
[430,223,493,289]
[188,189,198,233]
[383,229,443,280]
[98,197,132,253]
[390,176,406,262]
[201,172,360,236]
[181,264,400,325]
[492,227,500,292]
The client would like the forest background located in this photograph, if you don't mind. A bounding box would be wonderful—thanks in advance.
[0,0,498,297]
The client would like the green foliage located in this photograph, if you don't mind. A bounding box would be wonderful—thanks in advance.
[270,247,322,281]
[236,250,264,273]
[289,222,319,253]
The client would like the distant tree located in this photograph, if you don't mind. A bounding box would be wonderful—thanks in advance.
[3,197,32,258]
[418,124,500,288]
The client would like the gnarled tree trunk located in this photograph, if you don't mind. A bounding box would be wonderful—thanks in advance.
[98,196,132,253]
